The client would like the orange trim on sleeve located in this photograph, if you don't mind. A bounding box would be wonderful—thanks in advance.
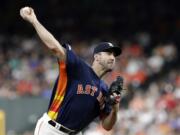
[48,61,67,120]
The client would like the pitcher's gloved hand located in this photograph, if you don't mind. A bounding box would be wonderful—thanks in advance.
[106,76,124,105]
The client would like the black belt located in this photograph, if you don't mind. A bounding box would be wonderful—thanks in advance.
[48,120,76,135]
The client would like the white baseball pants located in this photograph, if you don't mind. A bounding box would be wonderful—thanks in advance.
[34,113,82,135]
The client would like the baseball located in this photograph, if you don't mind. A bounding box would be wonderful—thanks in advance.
[22,7,31,14]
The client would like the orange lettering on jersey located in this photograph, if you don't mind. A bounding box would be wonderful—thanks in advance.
[85,85,91,94]
[77,84,98,96]
[91,86,98,96]
[77,84,83,94]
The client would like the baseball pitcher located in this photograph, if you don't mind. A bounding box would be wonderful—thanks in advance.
[20,6,123,135]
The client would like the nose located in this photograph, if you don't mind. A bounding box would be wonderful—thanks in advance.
[109,53,115,61]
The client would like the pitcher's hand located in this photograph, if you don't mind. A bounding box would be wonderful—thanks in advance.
[20,7,37,24]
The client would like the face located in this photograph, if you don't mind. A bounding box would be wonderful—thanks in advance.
[95,51,116,70]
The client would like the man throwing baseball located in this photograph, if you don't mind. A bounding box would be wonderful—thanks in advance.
[20,6,122,135]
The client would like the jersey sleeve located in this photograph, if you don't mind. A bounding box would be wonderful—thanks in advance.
[62,43,81,67]
[59,43,84,77]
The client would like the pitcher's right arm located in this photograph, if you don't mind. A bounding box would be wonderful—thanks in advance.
[20,7,66,61]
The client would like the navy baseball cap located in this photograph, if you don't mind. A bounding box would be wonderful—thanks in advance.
[93,42,122,57]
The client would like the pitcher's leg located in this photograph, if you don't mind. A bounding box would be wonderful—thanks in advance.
[34,118,45,135]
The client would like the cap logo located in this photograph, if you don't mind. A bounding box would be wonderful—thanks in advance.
[108,43,114,47]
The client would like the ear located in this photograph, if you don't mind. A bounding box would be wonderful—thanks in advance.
[94,53,100,61]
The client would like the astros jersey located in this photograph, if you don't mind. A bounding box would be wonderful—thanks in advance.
[47,44,111,132]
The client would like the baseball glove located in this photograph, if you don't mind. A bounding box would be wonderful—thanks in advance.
[106,76,124,105]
